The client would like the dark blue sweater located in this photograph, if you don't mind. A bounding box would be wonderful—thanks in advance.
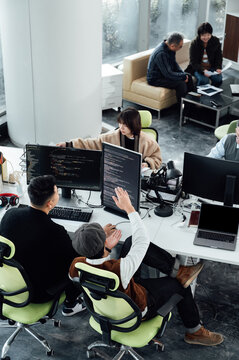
[147,41,187,84]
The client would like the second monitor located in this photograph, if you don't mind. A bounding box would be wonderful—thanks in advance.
[102,142,141,216]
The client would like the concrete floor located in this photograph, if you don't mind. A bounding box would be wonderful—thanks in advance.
[0,71,239,359]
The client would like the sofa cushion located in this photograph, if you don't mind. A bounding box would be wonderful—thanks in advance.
[131,76,176,101]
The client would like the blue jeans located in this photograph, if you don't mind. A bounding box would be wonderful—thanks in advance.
[194,70,222,87]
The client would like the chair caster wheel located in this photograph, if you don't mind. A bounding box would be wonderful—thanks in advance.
[86,349,96,358]
[47,349,54,356]
[54,320,61,327]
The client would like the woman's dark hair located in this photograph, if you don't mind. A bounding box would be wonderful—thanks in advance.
[117,107,141,136]
[28,175,56,206]
[197,22,213,37]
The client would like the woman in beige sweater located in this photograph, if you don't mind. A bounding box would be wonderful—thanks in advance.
[57,107,162,170]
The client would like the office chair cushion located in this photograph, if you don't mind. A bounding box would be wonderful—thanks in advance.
[89,314,164,348]
[139,110,152,128]
[2,292,65,324]
[141,128,158,141]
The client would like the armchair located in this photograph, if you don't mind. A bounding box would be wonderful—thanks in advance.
[0,236,65,360]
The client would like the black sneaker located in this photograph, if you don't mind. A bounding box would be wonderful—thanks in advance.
[62,301,86,317]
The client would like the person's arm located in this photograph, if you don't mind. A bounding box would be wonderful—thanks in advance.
[155,52,187,81]
[207,136,227,159]
[112,188,150,290]
[140,134,162,170]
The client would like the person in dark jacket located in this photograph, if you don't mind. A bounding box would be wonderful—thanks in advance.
[185,22,222,87]
[147,32,194,102]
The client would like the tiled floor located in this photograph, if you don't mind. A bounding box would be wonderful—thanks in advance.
[0,71,239,359]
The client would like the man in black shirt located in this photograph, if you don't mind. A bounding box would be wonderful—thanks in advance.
[0,175,83,316]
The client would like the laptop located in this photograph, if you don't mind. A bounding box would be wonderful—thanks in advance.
[194,203,239,251]
[230,84,239,96]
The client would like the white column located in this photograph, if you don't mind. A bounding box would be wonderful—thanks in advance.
[0,0,102,147]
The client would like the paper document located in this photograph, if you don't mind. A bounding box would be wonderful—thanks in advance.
[204,61,232,77]
[197,84,223,96]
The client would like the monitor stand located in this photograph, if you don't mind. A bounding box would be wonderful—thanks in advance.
[224,175,236,207]
[61,187,72,199]
[103,206,129,219]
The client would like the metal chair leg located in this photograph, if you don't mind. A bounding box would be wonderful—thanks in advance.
[127,347,144,360]
[24,325,52,352]
[1,324,22,359]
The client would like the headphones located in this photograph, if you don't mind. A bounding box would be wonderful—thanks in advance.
[0,193,19,208]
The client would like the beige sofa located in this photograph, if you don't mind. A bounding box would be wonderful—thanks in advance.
[122,39,190,119]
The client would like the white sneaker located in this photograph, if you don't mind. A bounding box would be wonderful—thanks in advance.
[62,302,86,317]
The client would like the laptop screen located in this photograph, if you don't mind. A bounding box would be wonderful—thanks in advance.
[199,203,239,234]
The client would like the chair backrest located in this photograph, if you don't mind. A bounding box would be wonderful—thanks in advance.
[139,110,159,142]
[0,236,31,319]
[227,119,239,134]
[75,262,142,343]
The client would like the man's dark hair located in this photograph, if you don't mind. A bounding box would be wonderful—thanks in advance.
[167,32,184,46]
[117,107,141,136]
[28,175,56,206]
[197,22,213,36]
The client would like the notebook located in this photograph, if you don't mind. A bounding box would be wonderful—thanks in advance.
[194,203,239,251]
[230,84,239,96]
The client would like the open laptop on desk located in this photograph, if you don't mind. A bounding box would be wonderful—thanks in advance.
[194,203,239,251]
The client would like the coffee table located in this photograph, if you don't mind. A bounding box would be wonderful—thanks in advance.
[179,92,239,129]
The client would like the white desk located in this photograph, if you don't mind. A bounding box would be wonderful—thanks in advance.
[1,145,239,267]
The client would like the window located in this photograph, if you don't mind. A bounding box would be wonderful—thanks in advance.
[150,0,199,48]
[102,0,139,64]
[208,0,226,37]
[0,34,6,114]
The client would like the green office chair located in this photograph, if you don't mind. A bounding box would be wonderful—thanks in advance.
[214,119,239,140]
[0,236,65,360]
[139,110,159,142]
[75,262,182,360]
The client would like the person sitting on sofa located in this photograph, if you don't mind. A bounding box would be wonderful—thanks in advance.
[56,107,162,170]
[208,121,239,161]
[69,187,224,346]
[185,22,222,87]
[147,32,194,103]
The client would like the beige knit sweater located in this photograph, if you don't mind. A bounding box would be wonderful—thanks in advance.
[71,129,162,170]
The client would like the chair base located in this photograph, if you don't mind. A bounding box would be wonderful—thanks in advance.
[0,319,59,360]
[87,340,159,360]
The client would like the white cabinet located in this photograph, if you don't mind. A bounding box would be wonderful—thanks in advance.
[102,64,123,110]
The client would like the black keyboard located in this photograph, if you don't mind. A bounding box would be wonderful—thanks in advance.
[49,206,93,222]
[198,230,234,243]
[18,204,92,222]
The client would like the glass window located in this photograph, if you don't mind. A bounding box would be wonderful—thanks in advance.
[102,0,139,64]
[150,0,199,48]
[0,34,6,114]
[208,0,226,37]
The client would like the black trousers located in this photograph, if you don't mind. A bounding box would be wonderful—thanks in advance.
[120,238,200,329]
[148,73,195,103]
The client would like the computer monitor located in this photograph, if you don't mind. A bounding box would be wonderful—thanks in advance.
[26,144,102,198]
[101,142,141,217]
[182,152,239,206]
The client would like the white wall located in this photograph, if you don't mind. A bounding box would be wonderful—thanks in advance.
[0,0,102,147]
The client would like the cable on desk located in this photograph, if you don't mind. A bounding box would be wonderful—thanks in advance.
[72,189,103,209]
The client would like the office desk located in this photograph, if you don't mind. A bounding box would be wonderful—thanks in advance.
[0,146,239,268]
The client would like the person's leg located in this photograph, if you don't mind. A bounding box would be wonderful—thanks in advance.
[62,280,86,316]
[210,73,222,87]
[120,237,203,287]
[148,78,187,103]
[194,71,209,86]
[138,277,223,346]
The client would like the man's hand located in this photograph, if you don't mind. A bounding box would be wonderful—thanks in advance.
[103,224,116,237]
[185,75,189,83]
[56,142,66,147]
[105,229,122,250]
[216,69,222,74]
[112,187,135,214]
